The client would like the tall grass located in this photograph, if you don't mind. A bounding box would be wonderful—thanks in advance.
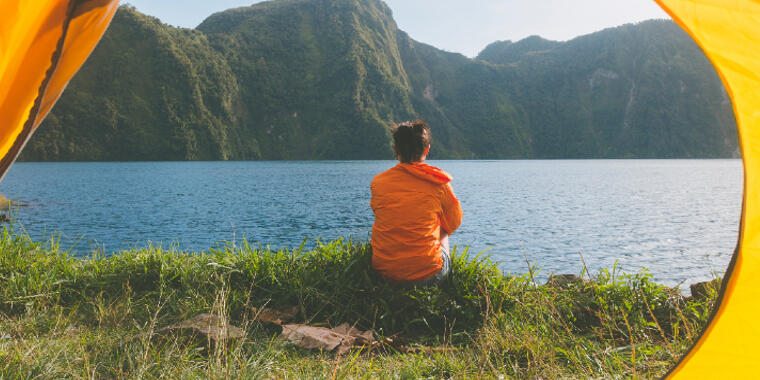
[0,226,718,378]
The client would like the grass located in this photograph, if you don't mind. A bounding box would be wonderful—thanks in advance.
[0,226,719,378]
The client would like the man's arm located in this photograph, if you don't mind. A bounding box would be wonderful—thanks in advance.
[440,183,462,234]
[369,181,378,213]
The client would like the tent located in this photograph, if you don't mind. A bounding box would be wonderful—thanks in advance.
[0,0,757,376]
[655,0,760,377]
[0,0,119,180]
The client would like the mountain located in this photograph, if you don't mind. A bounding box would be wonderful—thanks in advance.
[196,0,415,159]
[20,8,249,161]
[19,0,737,161]
[475,22,736,158]
[478,36,561,65]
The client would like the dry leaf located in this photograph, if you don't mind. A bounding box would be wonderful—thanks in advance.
[280,323,376,354]
[256,305,299,325]
[158,314,245,342]
[281,324,346,351]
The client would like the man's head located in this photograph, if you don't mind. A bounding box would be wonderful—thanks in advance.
[392,120,431,163]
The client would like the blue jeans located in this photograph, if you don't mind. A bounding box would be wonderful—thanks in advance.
[408,245,451,288]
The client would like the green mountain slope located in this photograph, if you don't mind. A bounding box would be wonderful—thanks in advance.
[196,0,414,159]
[23,9,255,161]
[19,1,737,161]
[476,21,735,158]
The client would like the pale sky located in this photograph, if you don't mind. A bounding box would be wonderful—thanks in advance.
[123,0,670,57]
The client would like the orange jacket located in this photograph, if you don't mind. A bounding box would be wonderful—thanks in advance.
[370,162,463,282]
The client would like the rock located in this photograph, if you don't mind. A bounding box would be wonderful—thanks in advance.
[545,274,585,288]
[0,194,27,211]
[690,279,721,301]
[0,195,10,211]
[157,314,245,343]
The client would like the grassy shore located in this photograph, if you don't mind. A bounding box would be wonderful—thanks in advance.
[0,227,718,378]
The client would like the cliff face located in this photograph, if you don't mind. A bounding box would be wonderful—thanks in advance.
[20,1,737,161]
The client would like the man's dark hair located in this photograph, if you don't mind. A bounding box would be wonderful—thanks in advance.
[392,120,431,163]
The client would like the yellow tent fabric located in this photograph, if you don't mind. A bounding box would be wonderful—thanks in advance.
[0,0,119,181]
[653,0,760,377]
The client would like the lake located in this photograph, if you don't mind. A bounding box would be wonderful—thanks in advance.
[0,160,742,287]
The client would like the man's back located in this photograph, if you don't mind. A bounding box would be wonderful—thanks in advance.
[371,162,462,282]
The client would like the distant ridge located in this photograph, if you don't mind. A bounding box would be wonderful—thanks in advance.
[477,36,561,64]
[21,1,737,161]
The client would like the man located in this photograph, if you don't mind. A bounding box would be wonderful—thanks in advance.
[370,120,463,286]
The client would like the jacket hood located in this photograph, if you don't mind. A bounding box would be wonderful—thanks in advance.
[398,163,452,185]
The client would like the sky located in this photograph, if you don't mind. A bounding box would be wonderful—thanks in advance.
[122,0,670,57]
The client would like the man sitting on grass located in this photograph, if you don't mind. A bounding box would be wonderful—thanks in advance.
[370,120,463,287]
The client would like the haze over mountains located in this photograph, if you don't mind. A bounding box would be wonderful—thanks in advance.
[21,0,737,161]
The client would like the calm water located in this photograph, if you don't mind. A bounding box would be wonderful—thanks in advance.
[0,160,742,287]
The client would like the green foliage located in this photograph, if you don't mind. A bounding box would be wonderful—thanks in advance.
[0,231,507,337]
[19,2,736,161]
[0,228,718,377]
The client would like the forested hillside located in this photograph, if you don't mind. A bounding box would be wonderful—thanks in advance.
[20,0,737,161]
